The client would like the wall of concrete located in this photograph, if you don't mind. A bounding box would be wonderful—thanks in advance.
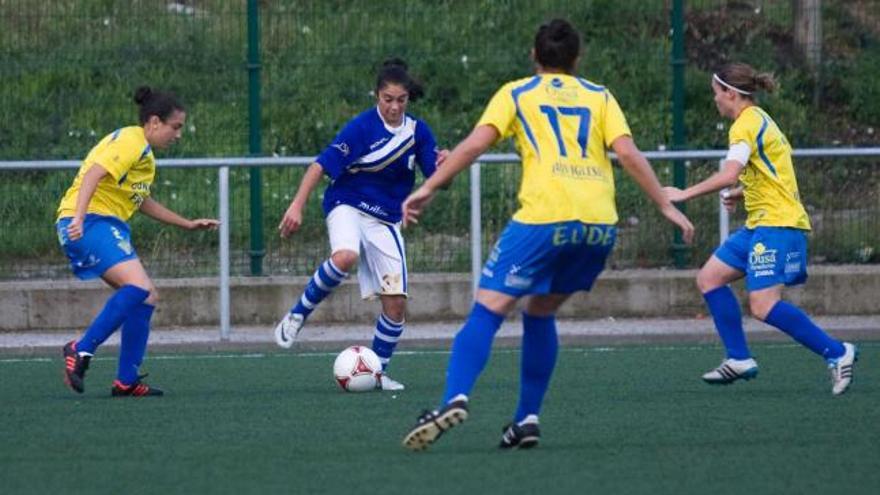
[1,265,878,331]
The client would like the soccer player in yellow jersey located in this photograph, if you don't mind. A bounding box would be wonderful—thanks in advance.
[402,19,693,451]
[664,63,857,395]
[57,87,219,397]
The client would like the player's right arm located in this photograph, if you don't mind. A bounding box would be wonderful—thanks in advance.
[66,164,109,241]
[612,136,695,244]
[278,162,324,238]
[402,125,498,227]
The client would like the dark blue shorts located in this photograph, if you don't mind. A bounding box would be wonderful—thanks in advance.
[714,226,808,291]
[56,214,137,280]
[478,220,616,297]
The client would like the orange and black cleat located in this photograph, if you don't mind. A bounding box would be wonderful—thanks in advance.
[62,341,90,394]
[111,376,164,397]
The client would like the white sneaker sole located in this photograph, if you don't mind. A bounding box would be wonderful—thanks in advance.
[402,407,468,451]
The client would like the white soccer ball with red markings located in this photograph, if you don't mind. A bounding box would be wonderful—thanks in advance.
[333,345,382,392]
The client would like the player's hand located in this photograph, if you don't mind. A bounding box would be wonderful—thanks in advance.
[66,215,85,241]
[661,204,695,245]
[278,202,304,238]
[402,185,437,228]
[663,186,688,203]
[721,190,738,213]
[187,219,220,231]
[435,149,450,168]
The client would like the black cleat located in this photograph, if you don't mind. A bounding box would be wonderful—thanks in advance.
[62,341,90,394]
[111,375,164,397]
[402,399,469,451]
[499,421,541,449]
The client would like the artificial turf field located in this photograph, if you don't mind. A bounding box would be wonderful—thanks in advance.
[1,342,877,495]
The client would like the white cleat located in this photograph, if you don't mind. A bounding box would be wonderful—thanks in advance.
[702,358,759,384]
[378,374,405,391]
[273,312,304,349]
[829,342,858,396]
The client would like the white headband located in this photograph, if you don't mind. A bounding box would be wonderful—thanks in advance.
[713,73,752,95]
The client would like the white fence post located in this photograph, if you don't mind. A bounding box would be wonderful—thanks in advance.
[219,166,231,341]
[719,159,730,244]
[470,162,482,296]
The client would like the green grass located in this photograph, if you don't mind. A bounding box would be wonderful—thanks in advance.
[1,342,878,494]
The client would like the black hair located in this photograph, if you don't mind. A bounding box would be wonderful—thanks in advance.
[375,58,425,102]
[133,86,185,125]
[534,19,581,73]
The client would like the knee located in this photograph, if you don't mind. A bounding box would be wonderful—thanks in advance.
[384,303,406,323]
[330,250,358,272]
[748,294,777,321]
[144,287,159,306]
[696,267,718,293]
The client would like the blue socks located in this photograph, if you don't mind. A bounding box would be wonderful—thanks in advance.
[77,285,150,354]
[292,259,347,319]
[117,302,155,384]
[765,301,845,359]
[514,313,558,423]
[703,286,751,360]
[372,313,404,370]
[441,302,505,405]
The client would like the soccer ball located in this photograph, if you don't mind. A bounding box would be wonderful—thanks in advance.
[333,345,382,392]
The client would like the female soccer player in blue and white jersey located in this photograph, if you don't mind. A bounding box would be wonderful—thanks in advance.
[275,59,447,391]
[401,19,694,451]
[58,87,219,397]
[663,63,857,395]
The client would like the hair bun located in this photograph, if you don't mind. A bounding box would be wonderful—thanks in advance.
[382,57,408,71]
[133,86,153,105]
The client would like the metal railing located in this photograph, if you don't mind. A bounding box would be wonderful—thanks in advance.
[3,146,879,338]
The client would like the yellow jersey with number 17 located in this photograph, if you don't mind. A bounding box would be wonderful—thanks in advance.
[57,126,155,222]
[729,106,811,231]
[476,74,631,225]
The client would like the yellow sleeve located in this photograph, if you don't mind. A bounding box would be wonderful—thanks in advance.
[89,129,144,181]
[602,91,632,147]
[475,83,517,142]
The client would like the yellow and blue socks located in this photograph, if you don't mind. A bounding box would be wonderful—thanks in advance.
[117,302,155,385]
[372,313,404,370]
[703,286,751,360]
[765,301,845,360]
[514,313,558,423]
[76,285,150,355]
[291,259,347,319]
[441,302,505,405]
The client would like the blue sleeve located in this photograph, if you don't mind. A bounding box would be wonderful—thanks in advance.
[315,119,366,180]
[414,120,439,178]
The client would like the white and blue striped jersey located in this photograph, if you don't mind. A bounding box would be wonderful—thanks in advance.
[316,107,439,223]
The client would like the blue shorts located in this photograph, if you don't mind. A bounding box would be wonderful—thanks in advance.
[479,220,616,297]
[56,214,138,280]
[714,226,808,291]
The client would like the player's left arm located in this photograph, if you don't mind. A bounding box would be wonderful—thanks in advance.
[664,159,743,203]
[139,197,219,231]
[414,121,450,189]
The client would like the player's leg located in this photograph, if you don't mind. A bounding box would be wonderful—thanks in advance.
[101,259,163,397]
[500,223,614,449]
[357,216,408,389]
[499,293,569,450]
[274,205,357,348]
[746,229,855,394]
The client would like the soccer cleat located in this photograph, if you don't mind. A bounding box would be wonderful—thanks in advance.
[111,375,164,397]
[499,417,541,450]
[377,374,405,391]
[62,341,91,394]
[702,358,759,384]
[402,399,469,451]
[274,312,305,349]
[828,342,858,396]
